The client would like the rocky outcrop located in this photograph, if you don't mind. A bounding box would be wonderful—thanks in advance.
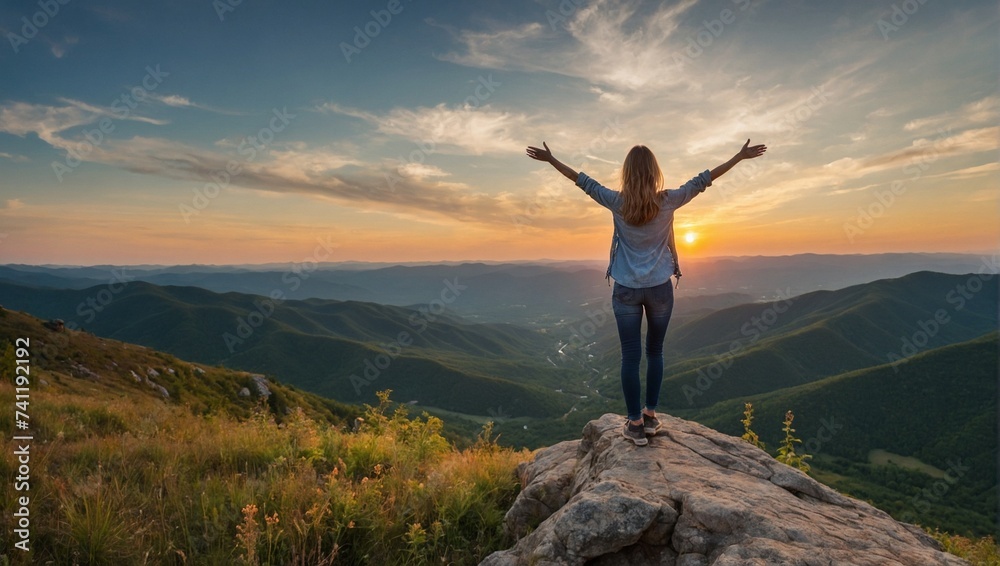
[143,376,170,399]
[482,413,966,566]
[250,374,271,397]
[70,362,100,380]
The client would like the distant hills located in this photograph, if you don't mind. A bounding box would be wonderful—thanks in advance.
[1,253,993,323]
[577,270,998,410]
[0,280,578,418]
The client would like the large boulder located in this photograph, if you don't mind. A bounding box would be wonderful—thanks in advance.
[482,413,966,566]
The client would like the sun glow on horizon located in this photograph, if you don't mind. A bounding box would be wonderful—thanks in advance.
[684,232,697,245]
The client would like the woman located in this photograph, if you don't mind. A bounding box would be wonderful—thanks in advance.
[526,139,766,445]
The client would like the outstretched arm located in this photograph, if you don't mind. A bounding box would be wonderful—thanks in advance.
[709,139,767,181]
[526,142,578,182]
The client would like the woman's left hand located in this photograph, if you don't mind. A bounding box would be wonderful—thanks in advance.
[526,142,554,163]
[739,139,767,160]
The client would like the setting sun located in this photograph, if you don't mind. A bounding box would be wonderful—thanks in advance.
[684,232,697,244]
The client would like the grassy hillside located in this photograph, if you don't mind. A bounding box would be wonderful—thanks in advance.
[692,332,998,537]
[0,281,578,418]
[0,307,356,425]
[0,308,526,564]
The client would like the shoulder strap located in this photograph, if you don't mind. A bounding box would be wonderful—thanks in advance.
[605,225,618,286]
[667,224,682,288]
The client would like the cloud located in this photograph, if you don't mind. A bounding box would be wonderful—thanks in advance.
[589,86,626,106]
[34,34,79,59]
[146,93,242,115]
[0,152,29,162]
[0,101,99,147]
[0,99,167,151]
[688,124,999,226]
[0,101,528,224]
[0,99,553,225]
[438,0,701,94]
[321,101,533,155]
[903,95,1000,133]
[858,127,998,171]
[3,199,25,210]
[919,161,1000,183]
[397,163,450,179]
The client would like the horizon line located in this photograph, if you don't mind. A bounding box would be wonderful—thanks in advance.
[4,250,998,270]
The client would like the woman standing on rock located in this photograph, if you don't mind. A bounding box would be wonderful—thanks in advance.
[526,139,766,445]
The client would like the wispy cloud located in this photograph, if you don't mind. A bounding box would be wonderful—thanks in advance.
[439,0,701,94]
[320,101,534,155]
[0,99,167,152]
[687,124,1000,227]
[0,152,28,162]
[903,95,999,133]
[49,35,78,59]
[146,93,243,115]
[0,105,526,225]
[854,127,998,171]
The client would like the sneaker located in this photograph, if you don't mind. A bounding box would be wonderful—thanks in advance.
[622,419,648,446]
[643,412,662,436]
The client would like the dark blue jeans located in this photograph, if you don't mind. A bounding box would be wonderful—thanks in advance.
[612,280,674,422]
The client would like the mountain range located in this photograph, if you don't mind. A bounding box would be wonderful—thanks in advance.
[1,252,992,324]
[0,259,996,536]
[0,279,578,418]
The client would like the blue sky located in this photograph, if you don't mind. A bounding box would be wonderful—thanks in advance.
[0,0,997,264]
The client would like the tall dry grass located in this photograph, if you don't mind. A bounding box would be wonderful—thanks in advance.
[0,386,528,565]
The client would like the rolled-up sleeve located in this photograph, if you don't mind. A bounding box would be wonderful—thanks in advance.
[665,170,712,208]
[576,172,619,211]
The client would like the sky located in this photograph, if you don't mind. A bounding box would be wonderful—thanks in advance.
[0,0,997,265]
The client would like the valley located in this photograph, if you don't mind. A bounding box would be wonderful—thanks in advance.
[0,255,996,536]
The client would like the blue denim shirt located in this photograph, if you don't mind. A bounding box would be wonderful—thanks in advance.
[576,170,712,288]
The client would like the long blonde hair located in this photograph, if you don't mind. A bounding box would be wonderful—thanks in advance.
[620,145,664,226]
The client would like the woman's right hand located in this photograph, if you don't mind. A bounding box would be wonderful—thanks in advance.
[526,142,554,163]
